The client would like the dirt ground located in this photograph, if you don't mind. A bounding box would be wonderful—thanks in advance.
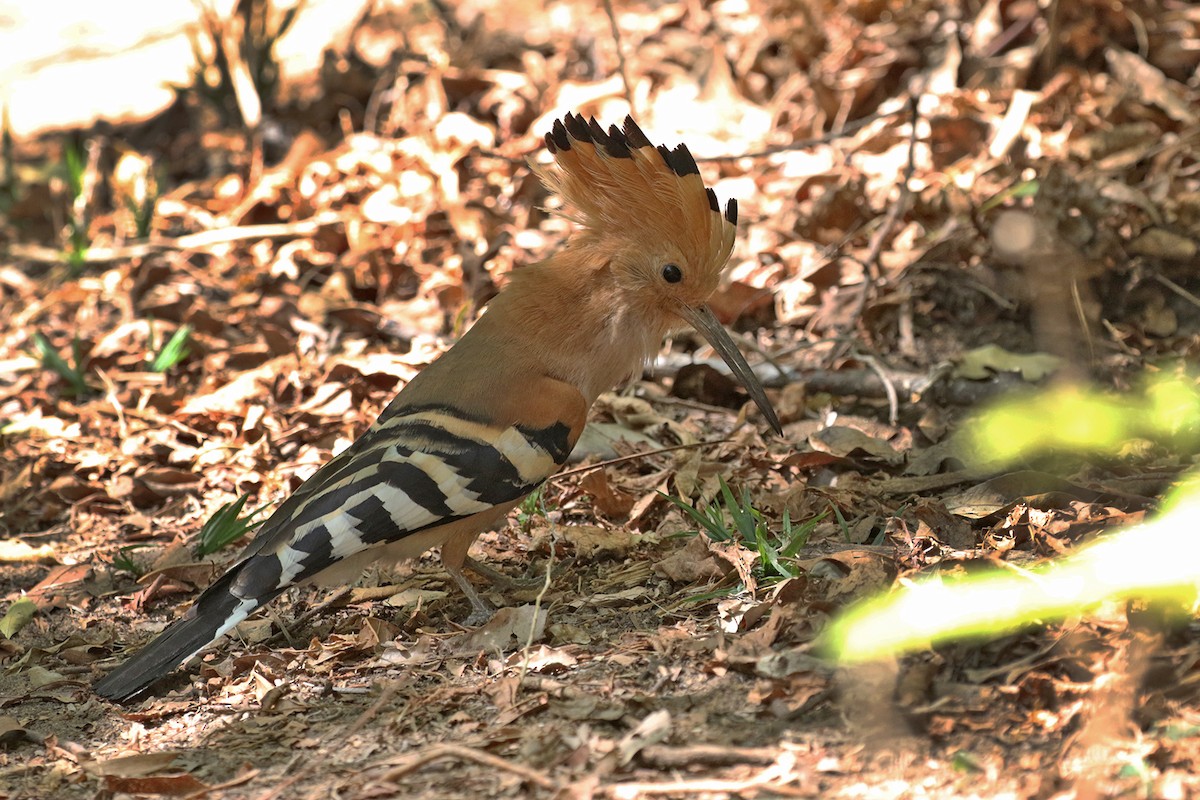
[3,1,1200,798]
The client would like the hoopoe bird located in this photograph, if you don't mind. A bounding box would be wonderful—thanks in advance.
[94,113,782,701]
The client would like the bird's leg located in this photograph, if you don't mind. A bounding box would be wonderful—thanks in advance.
[440,530,495,626]
[443,562,496,626]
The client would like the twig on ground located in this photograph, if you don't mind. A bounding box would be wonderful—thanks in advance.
[828,97,920,365]
[697,108,901,162]
[604,750,804,798]
[5,212,347,264]
[551,439,730,482]
[859,355,900,426]
[639,744,781,767]
[1152,272,1200,312]
[381,743,558,789]
[649,354,1026,406]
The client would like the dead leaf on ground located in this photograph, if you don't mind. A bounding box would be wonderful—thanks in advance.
[459,605,548,653]
[579,470,635,518]
[653,535,724,584]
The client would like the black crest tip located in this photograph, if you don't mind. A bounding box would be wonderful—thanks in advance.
[550,119,571,151]
[587,117,609,146]
[724,198,738,226]
[657,143,700,177]
[667,144,700,176]
[603,124,631,157]
[622,116,652,149]
[563,112,591,143]
[705,187,720,213]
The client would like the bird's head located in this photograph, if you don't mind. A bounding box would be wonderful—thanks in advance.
[532,113,782,435]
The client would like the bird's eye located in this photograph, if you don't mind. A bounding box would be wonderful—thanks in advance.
[661,263,683,284]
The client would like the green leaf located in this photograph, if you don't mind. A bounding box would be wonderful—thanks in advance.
[32,333,90,397]
[979,178,1039,213]
[196,495,267,557]
[150,324,192,372]
[0,598,37,638]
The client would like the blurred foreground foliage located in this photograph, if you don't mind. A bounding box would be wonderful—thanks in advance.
[826,371,1200,662]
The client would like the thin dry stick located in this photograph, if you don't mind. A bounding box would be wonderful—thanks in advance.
[188,768,261,800]
[1152,272,1200,312]
[382,743,558,788]
[828,98,919,365]
[1070,278,1097,368]
[253,758,307,800]
[697,108,902,162]
[601,0,634,110]
[550,439,730,483]
[861,99,919,280]
[5,213,347,264]
[639,744,781,767]
[604,758,801,798]
[649,393,741,416]
[859,355,899,426]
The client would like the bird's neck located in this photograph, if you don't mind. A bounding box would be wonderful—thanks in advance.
[483,252,666,404]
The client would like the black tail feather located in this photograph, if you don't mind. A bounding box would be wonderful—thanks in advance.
[94,569,278,702]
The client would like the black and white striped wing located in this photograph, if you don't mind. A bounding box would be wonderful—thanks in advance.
[94,404,574,701]
[234,404,574,589]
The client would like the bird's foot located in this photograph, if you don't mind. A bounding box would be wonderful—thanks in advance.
[444,564,496,626]
[464,555,576,591]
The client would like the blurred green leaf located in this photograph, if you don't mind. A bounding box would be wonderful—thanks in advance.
[31,333,91,397]
[196,495,268,557]
[150,324,192,373]
[0,599,37,639]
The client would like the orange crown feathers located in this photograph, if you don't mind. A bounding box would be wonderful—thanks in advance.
[531,113,737,279]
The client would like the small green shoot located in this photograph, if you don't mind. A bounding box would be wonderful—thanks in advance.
[124,183,158,239]
[31,333,92,397]
[196,494,267,557]
[109,545,149,578]
[516,486,555,530]
[62,136,91,273]
[779,508,822,558]
[663,484,730,542]
[0,106,14,210]
[65,243,87,274]
[114,151,160,239]
[1158,723,1200,742]
[1116,757,1152,792]
[950,751,985,773]
[63,136,85,200]
[979,178,1039,214]
[680,585,740,606]
[663,477,824,585]
[831,502,851,542]
[149,324,193,373]
[185,0,302,125]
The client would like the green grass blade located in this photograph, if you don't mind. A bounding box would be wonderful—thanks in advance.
[150,324,192,372]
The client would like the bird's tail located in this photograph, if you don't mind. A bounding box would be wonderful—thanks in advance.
[93,567,278,702]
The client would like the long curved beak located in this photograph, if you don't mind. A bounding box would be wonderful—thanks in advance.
[677,304,783,436]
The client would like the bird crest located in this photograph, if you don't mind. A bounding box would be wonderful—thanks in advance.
[531,113,737,281]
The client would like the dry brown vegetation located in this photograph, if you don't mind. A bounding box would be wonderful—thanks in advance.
[2,0,1200,797]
